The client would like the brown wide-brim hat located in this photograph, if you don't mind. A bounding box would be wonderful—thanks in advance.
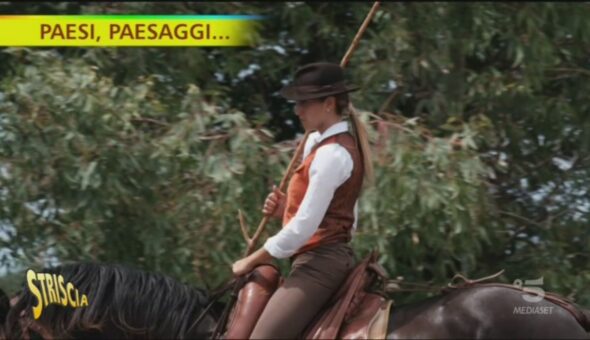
[279,62,360,101]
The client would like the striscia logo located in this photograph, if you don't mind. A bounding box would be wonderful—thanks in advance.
[26,269,89,319]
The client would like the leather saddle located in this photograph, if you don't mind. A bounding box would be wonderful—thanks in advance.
[222,250,392,339]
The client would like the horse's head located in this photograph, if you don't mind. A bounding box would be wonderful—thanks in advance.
[0,289,41,339]
[1,263,219,339]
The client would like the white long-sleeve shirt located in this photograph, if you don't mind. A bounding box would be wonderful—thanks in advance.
[264,120,359,259]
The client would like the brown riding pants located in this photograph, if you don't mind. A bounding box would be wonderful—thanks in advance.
[249,242,356,339]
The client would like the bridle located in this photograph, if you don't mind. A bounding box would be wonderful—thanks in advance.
[4,295,48,340]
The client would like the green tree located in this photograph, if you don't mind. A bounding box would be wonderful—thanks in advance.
[0,3,588,306]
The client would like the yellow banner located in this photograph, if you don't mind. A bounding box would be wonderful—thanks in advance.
[0,15,263,46]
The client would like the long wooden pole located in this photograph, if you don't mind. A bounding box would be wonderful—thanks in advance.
[243,1,381,256]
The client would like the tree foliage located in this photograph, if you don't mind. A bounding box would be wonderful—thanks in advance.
[0,2,588,306]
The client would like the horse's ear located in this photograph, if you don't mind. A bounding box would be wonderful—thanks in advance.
[0,288,9,325]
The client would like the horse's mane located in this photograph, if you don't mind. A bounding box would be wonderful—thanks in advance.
[4,262,218,339]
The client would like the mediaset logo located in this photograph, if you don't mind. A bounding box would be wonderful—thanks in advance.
[512,276,553,315]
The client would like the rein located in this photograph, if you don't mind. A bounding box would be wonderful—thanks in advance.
[383,269,506,294]
[189,274,250,339]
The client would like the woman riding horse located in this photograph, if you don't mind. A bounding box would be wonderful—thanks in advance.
[2,63,588,340]
[231,61,374,339]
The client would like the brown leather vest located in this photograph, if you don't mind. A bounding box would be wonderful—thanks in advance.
[282,131,364,258]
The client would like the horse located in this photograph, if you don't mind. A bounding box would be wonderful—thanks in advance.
[0,262,223,339]
[0,262,588,339]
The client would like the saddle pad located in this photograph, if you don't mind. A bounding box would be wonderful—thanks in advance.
[338,293,393,339]
[369,299,393,339]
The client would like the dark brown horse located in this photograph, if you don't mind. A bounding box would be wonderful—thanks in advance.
[1,262,588,339]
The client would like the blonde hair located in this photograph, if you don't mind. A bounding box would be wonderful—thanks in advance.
[334,94,375,188]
